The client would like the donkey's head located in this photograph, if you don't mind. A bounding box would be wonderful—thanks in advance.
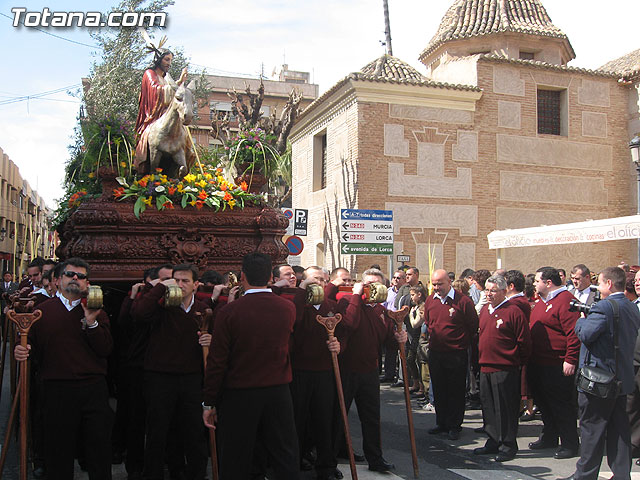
[174,80,196,126]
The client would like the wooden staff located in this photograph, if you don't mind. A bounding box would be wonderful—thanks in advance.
[316,313,358,480]
[387,305,419,478]
[7,309,42,480]
[0,380,21,478]
[197,309,219,480]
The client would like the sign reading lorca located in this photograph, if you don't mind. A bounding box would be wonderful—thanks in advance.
[340,209,393,255]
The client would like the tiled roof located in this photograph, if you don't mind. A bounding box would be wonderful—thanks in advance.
[478,54,620,78]
[359,55,425,82]
[420,0,574,60]
[599,48,640,80]
[296,56,480,123]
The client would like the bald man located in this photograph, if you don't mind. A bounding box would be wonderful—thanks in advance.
[424,269,479,440]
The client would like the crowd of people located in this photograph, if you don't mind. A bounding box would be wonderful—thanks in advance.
[4,254,640,480]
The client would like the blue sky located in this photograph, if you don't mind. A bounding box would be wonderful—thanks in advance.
[0,0,637,207]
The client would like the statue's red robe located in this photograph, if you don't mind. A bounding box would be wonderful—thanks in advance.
[134,68,172,173]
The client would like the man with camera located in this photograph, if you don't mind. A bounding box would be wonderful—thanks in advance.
[560,267,640,480]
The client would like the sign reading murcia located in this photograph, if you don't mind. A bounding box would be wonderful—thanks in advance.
[488,215,640,250]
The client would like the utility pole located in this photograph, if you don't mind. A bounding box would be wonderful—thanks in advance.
[383,0,393,56]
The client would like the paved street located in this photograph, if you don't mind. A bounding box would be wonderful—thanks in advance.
[0,356,638,480]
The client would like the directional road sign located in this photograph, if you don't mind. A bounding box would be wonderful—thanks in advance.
[341,232,393,244]
[340,209,393,256]
[341,243,393,255]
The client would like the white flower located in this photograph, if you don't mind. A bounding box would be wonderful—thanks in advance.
[155,185,165,193]
[115,177,129,188]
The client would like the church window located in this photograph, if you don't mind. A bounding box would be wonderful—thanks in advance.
[519,51,535,60]
[537,88,567,136]
[312,131,327,191]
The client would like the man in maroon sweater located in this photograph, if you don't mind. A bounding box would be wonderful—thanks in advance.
[528,266,580,459]
[505,270,531,321]
[338,268,407,473]
[131,263,211,480]
[15,257,113,480]
[425,268,479,440]
[288,266,344,480]
[474,274,531,462]
[202,253,300,479]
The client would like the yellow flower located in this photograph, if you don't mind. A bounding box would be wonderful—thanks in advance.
[228,199,236,209]
[88,172,95,178]
[120,161,127,168]
[204,173,213,180]
[143,196,153,206]
[217,176,225,183]
[184,174,196,183]
[177,183,184,193]
[189,200,197,206]
[196,180,207,188]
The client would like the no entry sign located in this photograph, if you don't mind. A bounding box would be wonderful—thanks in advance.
[285,235,304,256]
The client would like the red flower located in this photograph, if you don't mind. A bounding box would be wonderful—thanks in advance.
[223,192,233,202]
[155,168,163,173]
[240,181,248,192]
[195,200,204,210]
[138,178,148,188]
[162,201,174,209]
[198,190,207,200]
[113,187,125,198]
[167,186,177,195]
[220,183,227,191]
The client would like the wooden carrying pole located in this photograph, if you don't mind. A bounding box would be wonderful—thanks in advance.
[387,306,419,478]
[198,310,219,480]
[7,309,42,480]
[316,313,358,480]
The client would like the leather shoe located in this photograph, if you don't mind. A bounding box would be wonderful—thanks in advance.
[474,426,486,433]
[390,381,404,388]
[368,459,394,472]
[428,425,448,435]
[495,452,516,462]
[554,448,578,459]
[33,467,46,479]
[529,439,558,450]
[556,475,577,480]
[448,429,461,440]
[474,446,498,455]
[334,468,344,479]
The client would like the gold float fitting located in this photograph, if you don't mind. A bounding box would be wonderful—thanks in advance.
[86,285,104,309]
[164,284,183,307]
[365,282,388,303]
[306,284,324,305]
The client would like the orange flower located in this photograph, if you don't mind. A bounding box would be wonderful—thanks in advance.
[155,168,163,173]
[240,181,248,192]
[216,167,223,173]
[113,187,125,198]
[220,183,227,191]
[167,186,177,195]
[154,181,161,186]
[198,190,208,200]
[195,200,204,210]
[138,178,148,188]
[162,200,174,209]
[223,192,233,202]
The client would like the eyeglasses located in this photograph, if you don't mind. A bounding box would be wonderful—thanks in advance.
[63,270,88,280]
[392,276,403,280]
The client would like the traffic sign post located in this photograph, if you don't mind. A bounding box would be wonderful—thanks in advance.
[285,235,304,256]
[339,209,393,256]
[294,209,308,236]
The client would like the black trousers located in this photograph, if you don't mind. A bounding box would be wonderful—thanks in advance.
[528,363,579,450]
[143,372,207,480]
[626,366,640,456]
[290,369,337,476]
[429,349,468,431]
[339,369,384,465]
[382,346,397,380]
[123,366,146,475]
[217,384,299,480]
[480,370,521,455]
[576,392,632,480]
[43,378,113,480]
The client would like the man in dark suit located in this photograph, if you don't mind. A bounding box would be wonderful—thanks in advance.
[560,266,640,480]
[571,264,598,306]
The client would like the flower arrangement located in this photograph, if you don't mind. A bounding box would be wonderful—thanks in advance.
[226,127,283,178]
[113,165,261,218]
[79,114,135,178]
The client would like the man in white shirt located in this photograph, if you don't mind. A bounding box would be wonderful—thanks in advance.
[571,264,597,306]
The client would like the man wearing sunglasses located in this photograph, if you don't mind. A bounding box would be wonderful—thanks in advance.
[14,257,113,479]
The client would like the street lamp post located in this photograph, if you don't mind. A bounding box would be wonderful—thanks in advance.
[630,135,640,263]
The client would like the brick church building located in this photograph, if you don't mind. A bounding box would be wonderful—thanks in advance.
[290,0,640,278]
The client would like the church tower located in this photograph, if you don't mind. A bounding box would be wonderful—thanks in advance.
[420,0,575,78]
